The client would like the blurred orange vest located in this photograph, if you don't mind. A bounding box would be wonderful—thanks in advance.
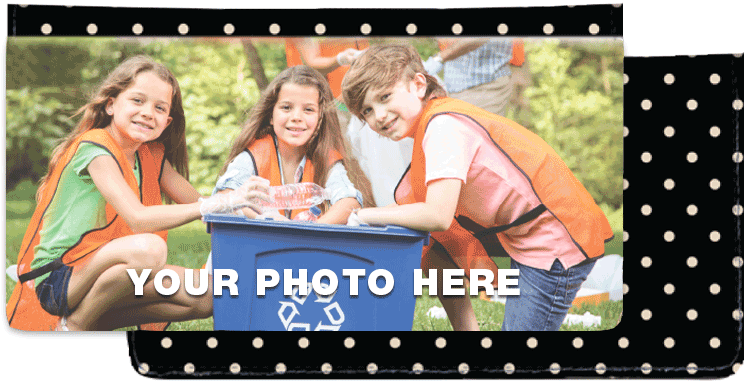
[285,38,370,99]
[7,129,169,331]
[396,98,613,284]
[247,135,342,218]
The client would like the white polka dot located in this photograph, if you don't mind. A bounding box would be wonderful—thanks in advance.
[161,337,172,348]
[452,23,463,35]
[572,337,584,348]
[641,204,652,216]
[497,23,509,35]
[132,23,143,35]
[435,337,446,348]
[618,337,629,348]
[687,256,698,268]
[589,24,600,35]
[543,24,554,34]
[664,283,675,294]
[413,363,424,374]
[595,363,606,374]
[252,337,263,348]
[623,231,629,242]
[710,179,721,190]
[687,309,698,320]
[664,231,675,242]
[734,53,744,58]
[624,126,629,137]
[269,24,281,35]
[345,337,355,348]
[207,337,218,349]
[664,73,675,84]
[710,337,721,348]
[687,152,698,163]
[641,99,652,110]
[178,23,189,35]
[550,363,561,374]
[733,99,744,110]
[406,23,417,35]
[733,363,742,373]
[733,205,743,216]
[315,23,326,35]
[623,73,629,84]
[641,256,652,268]
[360,23,372,35]
[322,363,332,374]
[623,179,629,190]
[642,363,653,374]
[710,231,721,242]
[687,99,698,110]
[641,152,652,163]
[733,152,743,163]
[664,179,675,190]
[390,337,400,349]
[276,363,286,374]
[664,337,675,348]
[733,309,743,321]
[86,23,97,35]
[367,363,378,374]
[664,126,675,137]
[710,283,721,294]
[710,126,721,137]
[458,363,469,375]
[504,363,515,374]
[710,74,721,84]
[687,205,698,216]
[641,309,652,320]
[138,363,149,375]
[230,363,241,374]
[41,23,52,35]
[184,363,195,374]
[481,337,492,348]
[299,337,309,348]
[527,337,538,348]
[224,23,235,35]
[623,283,629,294]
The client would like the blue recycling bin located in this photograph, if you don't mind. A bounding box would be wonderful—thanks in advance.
[205,214,429,331]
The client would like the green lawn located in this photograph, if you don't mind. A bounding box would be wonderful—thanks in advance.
[6,182,623,332]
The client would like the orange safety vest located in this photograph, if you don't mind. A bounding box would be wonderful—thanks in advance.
[247,135,343,219]
[7,129,169,331]
[285,38,370,100]
[395,98,613,285]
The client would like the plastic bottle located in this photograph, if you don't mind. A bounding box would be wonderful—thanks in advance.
[293,206,322,222]
[258,182,331,211]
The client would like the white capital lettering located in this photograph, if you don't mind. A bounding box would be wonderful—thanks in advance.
[443,269,465,296]
[342,269,366,296]
[368,269,394,296]
[154,268,181,296]
[414,269,437,296]
[214,269,238,296]
[497,269,521,296]
[284,269,308,296]
[257,269,279,296]
[312,269,338,296]
[127,268,151,296]
[185,268,209,296]
[469,269,495,295]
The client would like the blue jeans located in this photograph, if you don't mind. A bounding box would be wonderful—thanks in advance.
[35,264,74,317]
[501,258,596,331]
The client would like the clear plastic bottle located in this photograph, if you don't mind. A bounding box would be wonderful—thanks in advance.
[293,206,322,222]
[258,182,331,211]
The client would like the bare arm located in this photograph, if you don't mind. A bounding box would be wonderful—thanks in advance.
[317,197,360,225]
[89,155,202,233]
[436,38,489,62]
[293,38,339,76]
[160,160,202,204]
[356,178,462,232]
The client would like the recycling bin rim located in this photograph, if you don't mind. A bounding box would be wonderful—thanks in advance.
[204,213,430,245]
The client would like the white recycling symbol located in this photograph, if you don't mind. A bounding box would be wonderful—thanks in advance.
[277,281,345,331]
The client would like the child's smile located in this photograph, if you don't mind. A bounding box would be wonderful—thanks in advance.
[106,71,173,147]
[271,83,321,150]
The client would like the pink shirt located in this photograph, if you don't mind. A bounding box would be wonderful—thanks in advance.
[422,114,586,271]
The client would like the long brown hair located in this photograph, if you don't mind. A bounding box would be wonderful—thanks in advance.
[36,55,188,203]
[222,65,375,207]
[342,43,447,120]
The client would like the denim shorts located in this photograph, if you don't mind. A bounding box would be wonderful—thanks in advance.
[35,264,74,317]
[501,258,597,331]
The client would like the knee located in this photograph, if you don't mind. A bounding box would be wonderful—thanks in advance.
[129,234,168,270]
[190,294,214,319]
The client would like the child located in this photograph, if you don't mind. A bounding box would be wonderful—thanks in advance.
[212,65,364,223]
[341,44,614,331]
[6,55,270,331]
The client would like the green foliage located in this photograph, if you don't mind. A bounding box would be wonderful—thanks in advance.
[514,39,624,208]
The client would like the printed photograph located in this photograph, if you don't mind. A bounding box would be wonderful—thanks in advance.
[6,36,623,331]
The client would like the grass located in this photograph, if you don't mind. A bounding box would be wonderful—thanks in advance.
[6,181,623,331]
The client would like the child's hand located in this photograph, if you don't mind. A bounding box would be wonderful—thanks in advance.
[346,210,368,226]
[199,177,271,216]
[256,211,290,221]
[336,48,364,66]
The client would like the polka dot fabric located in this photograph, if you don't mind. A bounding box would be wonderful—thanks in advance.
[9,3,743,380]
